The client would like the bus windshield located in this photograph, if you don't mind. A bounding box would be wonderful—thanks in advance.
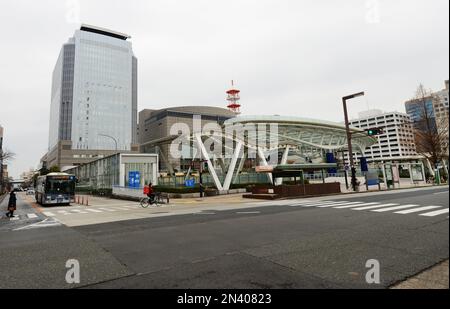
[45,177,75,194]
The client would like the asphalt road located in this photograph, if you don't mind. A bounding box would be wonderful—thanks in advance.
[0,186,448,289]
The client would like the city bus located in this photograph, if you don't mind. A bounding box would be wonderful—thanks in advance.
[35,172,76,206]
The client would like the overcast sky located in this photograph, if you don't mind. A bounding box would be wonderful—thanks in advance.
[0,0,448,178]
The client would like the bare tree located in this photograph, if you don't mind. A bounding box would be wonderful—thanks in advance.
[0,149,15,192]
[0,149,15,162]
[410,84,449,171]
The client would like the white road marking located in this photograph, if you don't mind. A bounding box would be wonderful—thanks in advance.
[12,218,62,231]
[352,203,399,210]
[71,209,89,214]
[84,204,135,207]
[42,211,55,217]
[26,213,38,219]
[58,210,71,215]
[10,216,20,221]
[236,211,261,214]
[372,205,420,212]
[317,202,364,208]
[395,206,442,214]
[112,207,131,211]
[194,212,216,215]
[84,208,102,213]
[295,201,346,205]
[293,201,348,207]
[98,208,117,212]
[433,191,449,195]
[333,202,379,209]
[419,208,449,217]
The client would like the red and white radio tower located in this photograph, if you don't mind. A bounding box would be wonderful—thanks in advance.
[226,80,241,115]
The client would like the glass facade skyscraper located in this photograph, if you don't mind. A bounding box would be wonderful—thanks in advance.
[49,25,137,152]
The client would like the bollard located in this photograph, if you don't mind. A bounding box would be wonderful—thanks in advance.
[86,197,89,206]
[81,196,84,205]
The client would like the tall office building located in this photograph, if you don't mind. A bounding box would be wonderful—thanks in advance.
[45,25,138,169]
[404,80,449,158]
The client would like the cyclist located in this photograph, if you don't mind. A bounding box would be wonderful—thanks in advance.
[143,182,156,204]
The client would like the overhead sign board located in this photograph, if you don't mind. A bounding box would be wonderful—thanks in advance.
[255,166,274,173]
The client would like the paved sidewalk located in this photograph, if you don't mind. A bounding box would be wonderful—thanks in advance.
[391,260,449,289]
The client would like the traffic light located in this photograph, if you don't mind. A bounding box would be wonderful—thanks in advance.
[366,128,383,136]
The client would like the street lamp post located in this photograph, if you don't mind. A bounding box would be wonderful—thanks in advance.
[98,134,118,151]
[342,91,365,191]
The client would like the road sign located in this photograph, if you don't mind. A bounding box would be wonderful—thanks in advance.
[360,157,368,172]
[185,179,195,187]
[128,171,140,188]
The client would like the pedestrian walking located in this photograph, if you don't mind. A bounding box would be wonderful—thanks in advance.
[6,190,17,218]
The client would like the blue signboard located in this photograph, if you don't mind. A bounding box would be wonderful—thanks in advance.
[128,171,141,188]
[367,178,379,186]
[360,157,369,172]
[326,153,337,174]
[185,179,195,187]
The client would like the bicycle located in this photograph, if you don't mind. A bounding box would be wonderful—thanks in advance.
[140,192,165,208]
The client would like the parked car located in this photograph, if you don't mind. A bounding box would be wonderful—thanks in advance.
[26,189,35,195]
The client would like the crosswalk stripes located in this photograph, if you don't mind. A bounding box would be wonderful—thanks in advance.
[302,201,349,207]
[98,208,116,212]
[285,200,449,218]
[5,200,447,222]
[395,206,442,214]
[71,209,89,214]
[372,205,419,212]
[112,207,131,211]
[293,201,348,206]
[317,202,364,208]
[85,208,102,213]
[289,201,337,207]
[352,203,399,210]
[333,202,379,209]
[420,208,450,217]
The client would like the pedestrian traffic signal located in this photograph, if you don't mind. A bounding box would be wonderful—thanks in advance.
[366,128,383,136]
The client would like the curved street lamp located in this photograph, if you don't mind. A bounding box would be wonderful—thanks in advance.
[342,91,365,191]
[98,134,118,151]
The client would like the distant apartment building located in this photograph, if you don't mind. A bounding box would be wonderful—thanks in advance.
[139,106,236,173]
[43,24,138,170]
[348,110,420,164]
